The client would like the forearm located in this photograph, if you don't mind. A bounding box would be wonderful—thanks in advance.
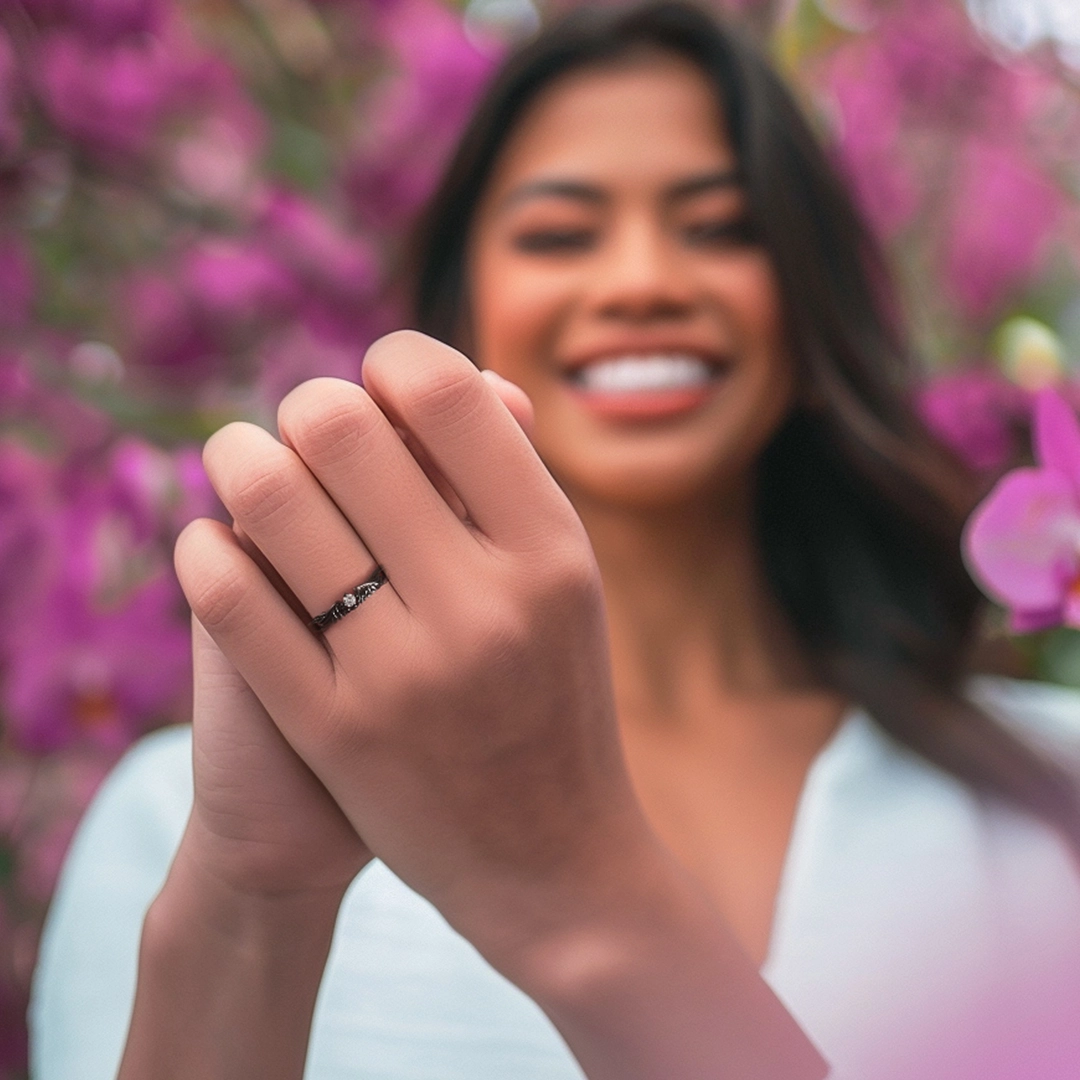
[486,843,828,1080]
[119,838,345,1080]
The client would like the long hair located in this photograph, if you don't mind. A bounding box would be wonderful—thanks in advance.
[408,1,1080,851]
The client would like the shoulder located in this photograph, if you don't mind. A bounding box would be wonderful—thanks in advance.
[968,676,1080,768]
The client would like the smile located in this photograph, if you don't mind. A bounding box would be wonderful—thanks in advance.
[565,353,725,420]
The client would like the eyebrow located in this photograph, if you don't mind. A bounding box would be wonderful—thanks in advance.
[498,169,743,211]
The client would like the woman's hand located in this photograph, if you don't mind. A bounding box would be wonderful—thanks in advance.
[173,361,537,907]
[176,330,644,955]
[119,351,544,1080]
[171,331,825,1080]
[179,613,372,899]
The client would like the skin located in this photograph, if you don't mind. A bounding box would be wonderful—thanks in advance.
[119,54,831,1080]
[469,52,846,965]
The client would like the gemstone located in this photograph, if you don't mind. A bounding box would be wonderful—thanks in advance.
[342,592,358,610]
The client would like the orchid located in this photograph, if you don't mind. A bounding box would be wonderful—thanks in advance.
[964,389,1080,632]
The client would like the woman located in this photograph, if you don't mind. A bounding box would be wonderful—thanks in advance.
[31,4,1080,1079]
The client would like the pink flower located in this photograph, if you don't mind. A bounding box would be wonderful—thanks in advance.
[943,139,1064,318]
[917,368,1027,473]
[345,0,499,226]
[262,191,378,306]
[0,442,193,751]
[37,30,178,155]
[181,239,296,323]
[826,52,917,238]
[963,389,1080,632]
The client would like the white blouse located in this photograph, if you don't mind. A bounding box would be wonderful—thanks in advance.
[29,677,1080,1080]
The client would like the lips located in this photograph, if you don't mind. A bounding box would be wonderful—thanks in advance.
[563,352,726,420]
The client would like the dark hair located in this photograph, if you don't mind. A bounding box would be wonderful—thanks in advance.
[408,1,1080,850]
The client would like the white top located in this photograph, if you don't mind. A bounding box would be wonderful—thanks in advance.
[29,677,1080,1080]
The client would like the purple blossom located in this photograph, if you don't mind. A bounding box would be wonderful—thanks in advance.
[124,272,215,376]
[181,239,297,324]
[963,389,1080,632]
[67,0,165,44]
[916,368,1028,473]
[346,0,500,226]
[5,0,164,41]
[36,30,179,156]
[257,320,365,409]
[0,441,193,751]
[942,139,1064,318]
[826,52,917,237]
[262,190,378,306]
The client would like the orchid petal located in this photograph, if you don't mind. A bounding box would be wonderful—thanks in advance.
[1008,607,1064,634]
[963,467,1080,610]
[1033,388,1080,499]
[1063,590,1080,631]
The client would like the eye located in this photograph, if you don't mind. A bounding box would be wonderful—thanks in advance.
[512,228,596,253]
[683,217,759,248]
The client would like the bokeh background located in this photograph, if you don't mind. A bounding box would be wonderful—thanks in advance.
[0,0,1079,1073]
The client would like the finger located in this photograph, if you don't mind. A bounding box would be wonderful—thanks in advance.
[175,518,332,723]
[233,523,309,624]
[360,331,573,549]
[276,377,478,604]
[481,369,535,441]
[396,372,535,525]
[204,422,387,627]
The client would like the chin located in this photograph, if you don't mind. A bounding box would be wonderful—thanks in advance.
[553,455,752,513]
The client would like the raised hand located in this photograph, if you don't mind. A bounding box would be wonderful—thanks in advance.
[176,330,644,957]
[170,364,534,906]
[170,331,824,1080]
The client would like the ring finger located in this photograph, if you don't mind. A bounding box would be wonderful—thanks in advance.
[203,421,392,633]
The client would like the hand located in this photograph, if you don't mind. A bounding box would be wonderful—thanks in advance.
[170,333,825,1080]
[174,331,651,962]
[173,364,536,906]
[178,613,372,900]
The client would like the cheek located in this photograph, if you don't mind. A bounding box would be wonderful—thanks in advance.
[469,251,574,381]
[708,257,795,457]
[726,257,792,391]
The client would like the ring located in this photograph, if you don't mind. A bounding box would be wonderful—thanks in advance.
[310,567,388,632]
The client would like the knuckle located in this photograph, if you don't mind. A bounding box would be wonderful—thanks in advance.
[282,385,379,470]
[225,454,302,532]
[402,362,481,429]
[524,542,600,605]
[186,559,251,633]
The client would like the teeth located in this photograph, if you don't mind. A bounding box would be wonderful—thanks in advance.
[575,354,715,393]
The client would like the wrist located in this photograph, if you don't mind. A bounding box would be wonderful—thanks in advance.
[471,834,827,1080]
[120,829,354,1080]
[150,825,351,955]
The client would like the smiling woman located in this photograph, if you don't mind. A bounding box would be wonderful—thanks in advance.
[30,4,1080,1080]
[467,53,792,502]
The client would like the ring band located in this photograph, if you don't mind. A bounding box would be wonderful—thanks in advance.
[310,567,388,632]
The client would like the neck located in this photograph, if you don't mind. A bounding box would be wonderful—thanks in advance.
[570,479,827,733]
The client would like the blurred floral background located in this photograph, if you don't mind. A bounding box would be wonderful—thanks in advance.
[0,0,1078,1072]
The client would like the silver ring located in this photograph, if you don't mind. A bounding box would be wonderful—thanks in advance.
[310,567,387,632]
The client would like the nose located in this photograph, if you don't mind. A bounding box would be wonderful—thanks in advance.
[585,216,696,323]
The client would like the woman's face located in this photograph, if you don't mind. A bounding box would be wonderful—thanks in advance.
[468,52,794,510]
